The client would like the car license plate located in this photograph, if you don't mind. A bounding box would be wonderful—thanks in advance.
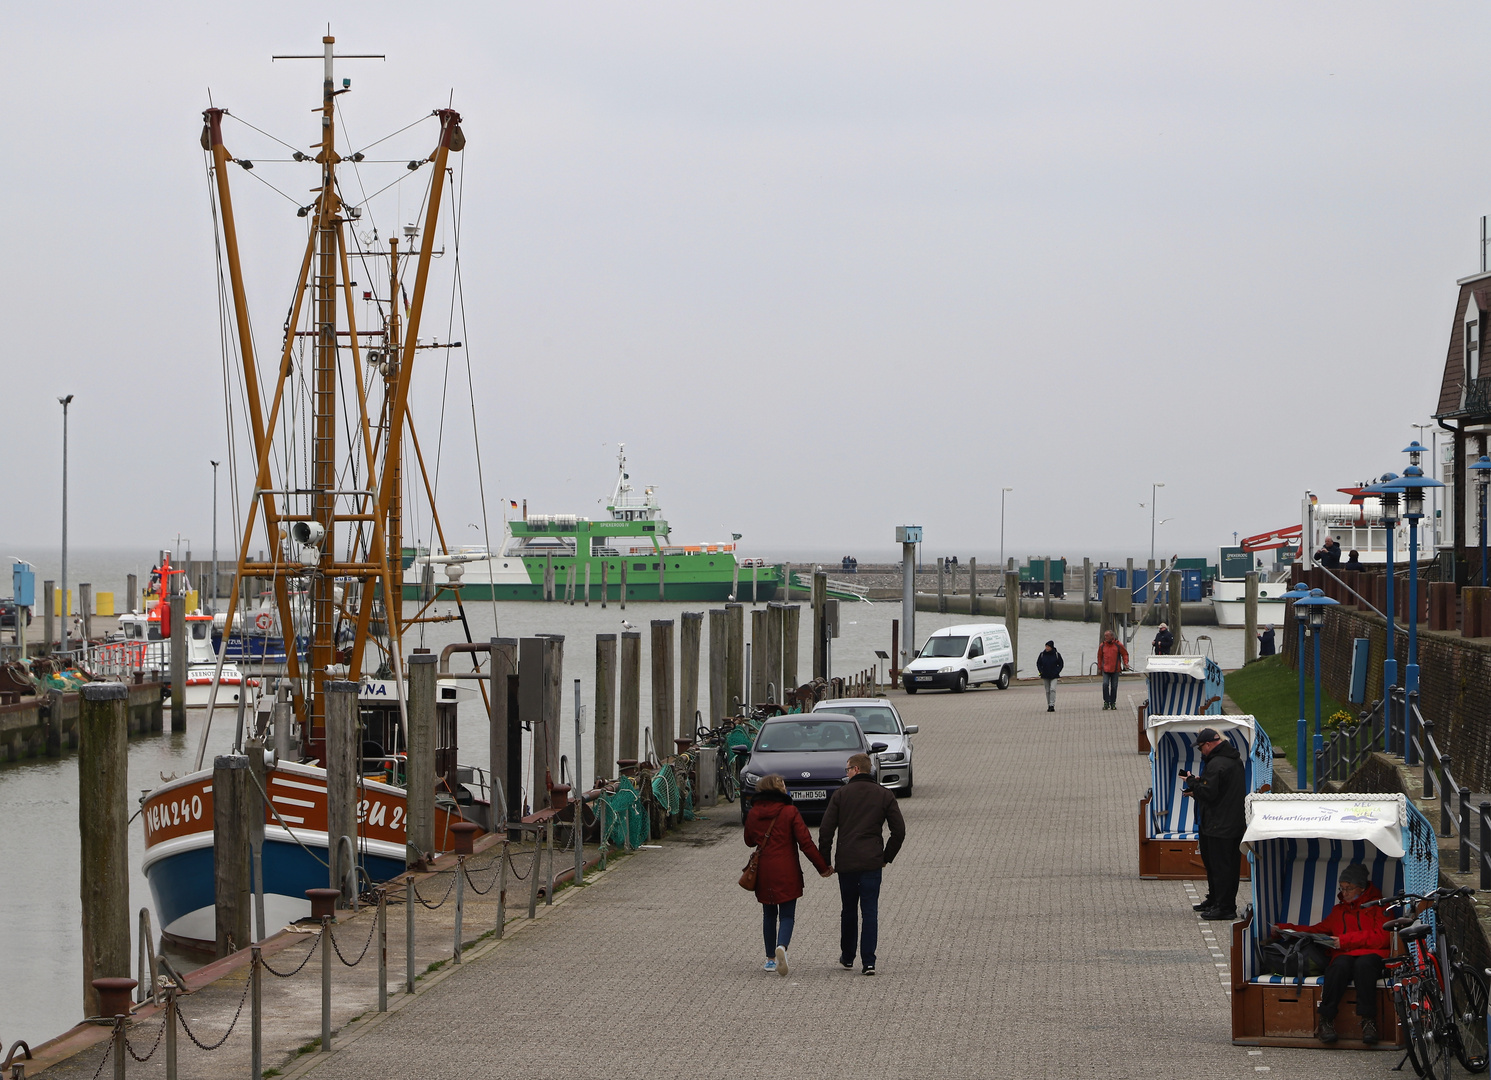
[914,675,933,682]
[790,789,827,802]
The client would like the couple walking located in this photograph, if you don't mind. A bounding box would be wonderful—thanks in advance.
[744,754,906,977]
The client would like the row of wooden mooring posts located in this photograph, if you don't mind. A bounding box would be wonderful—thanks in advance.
[1288,562,1491,637]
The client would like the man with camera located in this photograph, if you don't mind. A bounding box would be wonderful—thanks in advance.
[1180,727,1246,921]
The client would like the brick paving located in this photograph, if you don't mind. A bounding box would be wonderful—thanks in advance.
[43,680,1395,1079]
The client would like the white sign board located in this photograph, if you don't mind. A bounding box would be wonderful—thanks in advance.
[1243,793,1407,858]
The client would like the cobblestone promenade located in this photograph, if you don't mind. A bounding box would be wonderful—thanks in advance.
[291,681,1383,1080]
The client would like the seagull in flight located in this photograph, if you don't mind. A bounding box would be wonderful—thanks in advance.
[621,619,636,631]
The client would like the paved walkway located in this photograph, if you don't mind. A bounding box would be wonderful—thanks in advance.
[295,682,1384,1080]
[44,679,1391,1079]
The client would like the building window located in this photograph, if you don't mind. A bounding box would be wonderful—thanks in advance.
[1468,318,1481,383]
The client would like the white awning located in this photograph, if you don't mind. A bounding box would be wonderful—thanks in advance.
[1145,713,1256,744]
[1144,655,1208,680]
[1242,793,1408,857]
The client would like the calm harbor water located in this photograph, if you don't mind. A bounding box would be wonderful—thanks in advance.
[0,590,1249,1043]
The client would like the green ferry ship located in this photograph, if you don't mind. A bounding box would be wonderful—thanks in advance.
[403,446,781,602]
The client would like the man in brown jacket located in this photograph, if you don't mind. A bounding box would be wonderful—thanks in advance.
[819,753,906,975]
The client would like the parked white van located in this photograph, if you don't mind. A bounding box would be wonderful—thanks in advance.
[901,623,1014,694]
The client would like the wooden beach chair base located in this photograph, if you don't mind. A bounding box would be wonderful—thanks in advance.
[1137,793,1250,880]
[1230,913,1403,1049]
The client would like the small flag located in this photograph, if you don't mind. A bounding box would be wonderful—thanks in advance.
[509,500,518,509]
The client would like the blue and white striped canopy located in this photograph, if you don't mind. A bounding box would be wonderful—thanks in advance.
[1144,655,1224,716]
[1145,715,1272,840]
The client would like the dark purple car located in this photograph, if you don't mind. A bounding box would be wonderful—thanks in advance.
[738,715,886,822]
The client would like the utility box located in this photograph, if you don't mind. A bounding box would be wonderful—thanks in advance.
[895,526,922,544]
[12,562,34,607]
[823,599,841,638]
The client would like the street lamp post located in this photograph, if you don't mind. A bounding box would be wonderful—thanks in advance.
[1294,588,1341,790]
[1281,582,1312,786]
[1471,455,1491,587]
[1150,482,1165,565]
[58,394,74,659]
[1413,422,1437,546]
[999,487,1013,571]
[210,460,221,614]
[1363,474,1400,753]
[1394,443,1443,767]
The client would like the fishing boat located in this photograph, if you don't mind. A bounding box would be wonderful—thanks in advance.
[140,39,492,948]
[406,444,781,602]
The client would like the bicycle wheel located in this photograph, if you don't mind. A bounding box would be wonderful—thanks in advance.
[1397,985,1427,1078]
[1418,985,1454,1080]
[719,752,738,803]
[1453,965,1490,1072]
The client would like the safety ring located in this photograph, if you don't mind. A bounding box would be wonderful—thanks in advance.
[254,612,274,632]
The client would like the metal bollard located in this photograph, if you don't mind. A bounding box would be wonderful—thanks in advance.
[528,831,541,919]
[454,858,465,965]
[164,984,177,1080]
[377,889,387,1012]
[1482,803,1491,890]
[574,797,585,886]
[1461,789,1472,874]
[405,875,415,995]
[112,1016,125,1080]
[320,915,332,1052]
[497,840,508,937]
[250,945,262,1080]
[1440,754,1453,836]
[545,818,555,905]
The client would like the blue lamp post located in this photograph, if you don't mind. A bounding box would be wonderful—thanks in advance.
[1362,473,1401,752]
[1281,581,1313,785]
[1394,445,1444,766]
[1293,588,1341,790]
[1471,454,1491,587]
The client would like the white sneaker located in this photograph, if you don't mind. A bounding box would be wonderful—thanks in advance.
[775,946,789,977]
[763,959,777,972]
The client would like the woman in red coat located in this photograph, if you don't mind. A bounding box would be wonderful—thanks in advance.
[744,775,832,975]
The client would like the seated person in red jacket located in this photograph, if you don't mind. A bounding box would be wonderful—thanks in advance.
[1269,863,1390,1045]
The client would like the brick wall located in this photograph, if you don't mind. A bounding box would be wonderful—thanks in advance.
[1285,607,1491,795]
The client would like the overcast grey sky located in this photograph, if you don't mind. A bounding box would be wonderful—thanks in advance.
[1,3,1483,565]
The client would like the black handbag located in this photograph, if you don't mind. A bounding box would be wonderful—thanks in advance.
[1258,933,1331,985]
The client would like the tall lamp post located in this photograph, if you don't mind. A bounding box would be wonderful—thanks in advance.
[58,394,74,659]
[999,487,1013,571]
[1294,588,1341,790]
[1149,482,1165,565]
[1394,443,1443,767]
[210,460,221,614]
[1471,454,1491,587]
[1362,474,1400,753]
[1281,581,1312,785]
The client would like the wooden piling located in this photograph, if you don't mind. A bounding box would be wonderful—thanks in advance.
[1168,570,1182,648]
[601,560,609,608]
[584,563,591,607]
[79,583,92,643]
[1043,558,1053,621]
[406,653,438,866]
[650,621,675,760]
[659,559,666,602]
[708,610,727,725]
[541,636,564,795]
[567,564,575,605]
[324,681,359,900]
[126,573,137,614]
[937,558,946,614]
[78,682,129,1018]
[212,754,250,957]
[1244,572,1259,664]
[783,606,800,695]
[679,612,701,737]
[811,572,827,679]
[750,609,768,705]
[170,593,186,731]
[765,603,784,702]
[491,638,519,825]
[595,634,617,783]
[544,553,554,602]
[619,631,641,767]
[1082,558,1093,622]
[1004,571,1020,676]
[969,558,979,617]
[725,603,744,710]
[43,578,54,653]
[620,559,627,610]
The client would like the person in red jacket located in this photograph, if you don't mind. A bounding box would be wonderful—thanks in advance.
[1097,630,1129,710]
[743,775,832,976]
[1269,863,1390,1045]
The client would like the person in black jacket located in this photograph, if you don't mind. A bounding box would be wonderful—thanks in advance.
[1151,623,1174,655]
[1181,727,1247,920]
[819,754,906,976]
[1257,625,1276,657]
[1035,640,1063,712]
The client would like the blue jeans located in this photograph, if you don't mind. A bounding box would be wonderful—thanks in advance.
[1102,671,1119,705]
[762,899,797,957]
[838,869,882,968]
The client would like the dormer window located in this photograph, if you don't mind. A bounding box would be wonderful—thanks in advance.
[1469,318,1481,383]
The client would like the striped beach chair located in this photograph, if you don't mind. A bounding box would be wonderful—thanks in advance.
[1138,714,1272,878]
[1144,655,1224,716]
[1231,792,1438,1049]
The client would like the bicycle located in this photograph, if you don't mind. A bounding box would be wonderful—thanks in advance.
[1372,886,1488,1078]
